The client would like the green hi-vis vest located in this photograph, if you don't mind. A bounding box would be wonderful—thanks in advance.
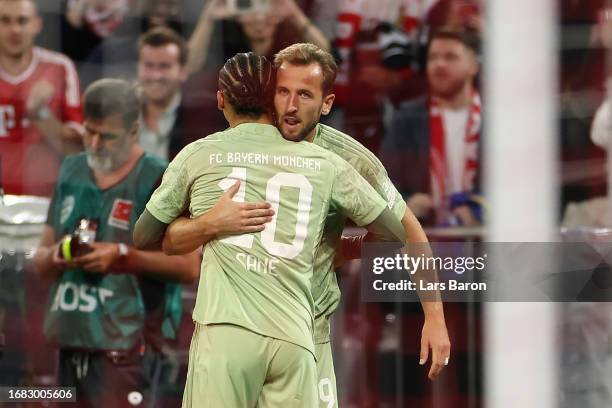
[43,153,181,350]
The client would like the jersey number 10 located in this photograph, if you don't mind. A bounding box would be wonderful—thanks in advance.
[218,167,313,260]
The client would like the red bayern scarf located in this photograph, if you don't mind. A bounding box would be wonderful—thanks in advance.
[429,91,482,212]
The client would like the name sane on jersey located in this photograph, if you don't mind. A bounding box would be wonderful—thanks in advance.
[210,153,321,171]
[236,253,280,277]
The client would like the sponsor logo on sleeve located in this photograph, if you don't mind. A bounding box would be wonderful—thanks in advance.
[382,179,398,209]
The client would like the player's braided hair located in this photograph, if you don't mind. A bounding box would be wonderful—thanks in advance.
[218,52,275,118]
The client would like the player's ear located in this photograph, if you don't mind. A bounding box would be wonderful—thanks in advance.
[321,93,335,116]
[217,90,224,111]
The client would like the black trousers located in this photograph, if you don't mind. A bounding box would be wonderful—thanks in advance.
[58,346,162,408]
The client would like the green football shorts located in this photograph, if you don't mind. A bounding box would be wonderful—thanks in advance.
[315,341,338,408]
[182,323,318,407]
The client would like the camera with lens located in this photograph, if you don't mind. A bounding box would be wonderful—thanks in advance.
[376,22,429,71]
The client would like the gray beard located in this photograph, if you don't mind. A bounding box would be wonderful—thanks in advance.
[86,152,114,173]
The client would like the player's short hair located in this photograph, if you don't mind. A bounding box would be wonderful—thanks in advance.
[429,27,481,56]
[218,52,275,118]
[138,26,188,66]
[83,79,140,129]
[273,43,337,95]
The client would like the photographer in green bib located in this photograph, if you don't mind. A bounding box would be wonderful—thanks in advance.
[33,78,200,408]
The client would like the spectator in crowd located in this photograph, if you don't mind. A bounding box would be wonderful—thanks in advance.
[65,0,131,39]
[307,0,340,41]
[33,78,200,407]
[178,0,331,149]
[186,0,330,75]
[137,26,199,161]
[0,0,83,196]
[560,77,612,229]
[426,0,482,34]
[332,0,435,155]
[381,28,483,226]
[61,0,132,67]
[65,0,190,87]
[331,0,484,156]
[559,0,609,207]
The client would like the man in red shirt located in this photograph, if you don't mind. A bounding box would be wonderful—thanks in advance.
[0,0,83,196]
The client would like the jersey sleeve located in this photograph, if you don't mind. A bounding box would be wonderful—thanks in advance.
[60,57,84,135]
[329,154,388,227]
[317,124,407,221]
[362,163,407,222]
[145,147,194,224]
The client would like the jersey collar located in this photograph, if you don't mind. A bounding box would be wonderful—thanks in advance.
[233,123,282,140]
[0,47,40,85]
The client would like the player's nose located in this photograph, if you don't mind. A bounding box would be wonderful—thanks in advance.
[288,93,299,112]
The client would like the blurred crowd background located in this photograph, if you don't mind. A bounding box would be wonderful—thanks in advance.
[1,0,612,407]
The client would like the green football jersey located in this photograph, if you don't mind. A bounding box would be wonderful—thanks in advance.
[311,124,407,344]
[146,123,389,355]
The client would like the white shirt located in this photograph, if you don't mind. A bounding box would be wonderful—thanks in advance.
[139,93,181,161]
[441,107,469,194]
